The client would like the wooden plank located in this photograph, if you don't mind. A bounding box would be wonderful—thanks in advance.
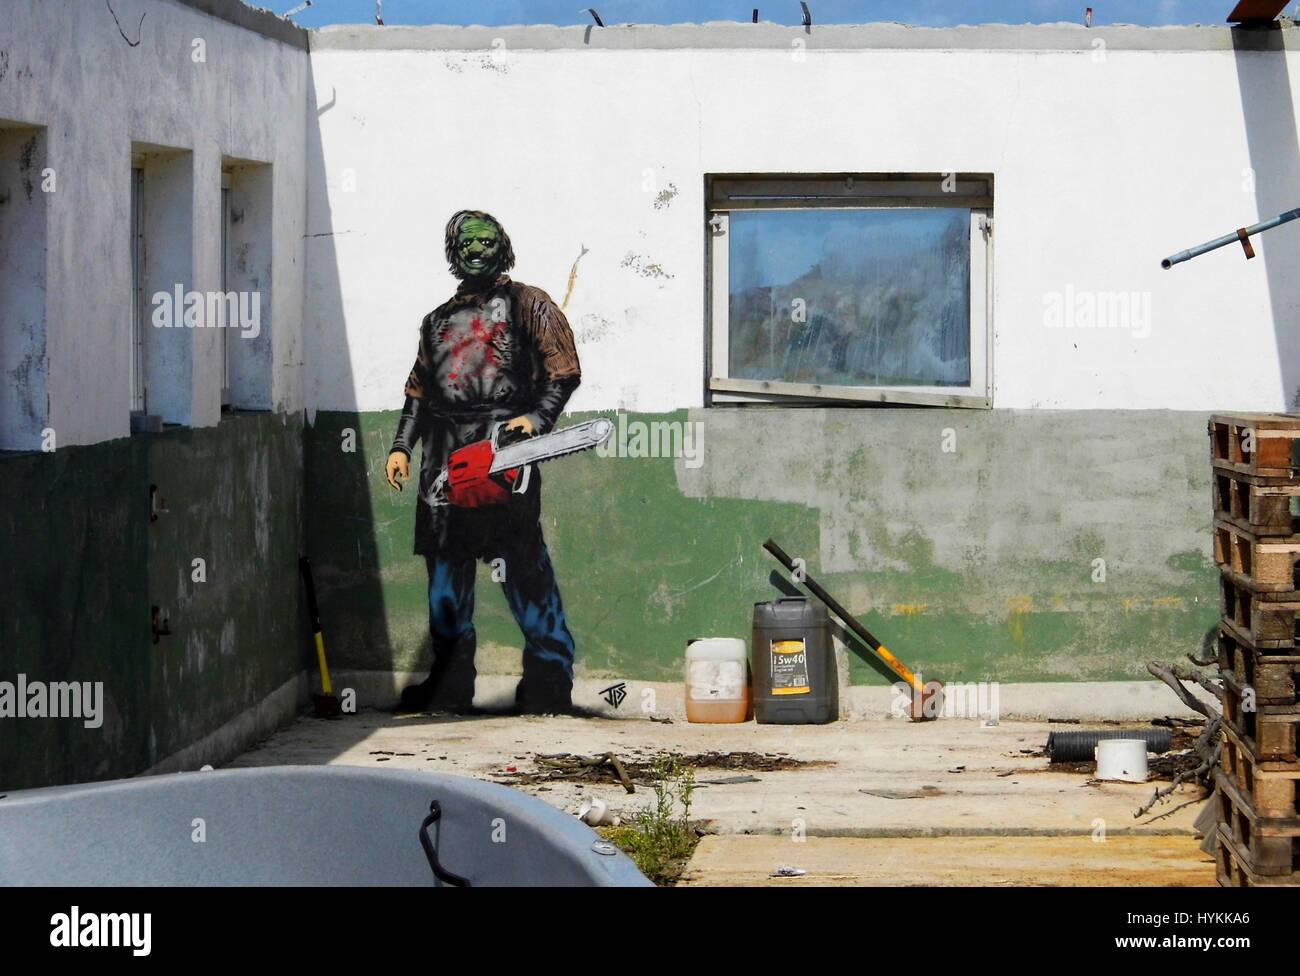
[1209,415,1300,477]
[1214,519,1300,590]
[1217,624,1300,694]
[1215,826,1300,885]
[1216,773,1300,876]
[1221,724,1300,818]
[1210,412,1300,428]
[1213,470,1300,536]
[1221,675,1300,761]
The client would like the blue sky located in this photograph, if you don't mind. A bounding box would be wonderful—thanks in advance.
[279,0,1294,28]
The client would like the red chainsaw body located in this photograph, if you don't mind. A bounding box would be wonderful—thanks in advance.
[445,438,521,507]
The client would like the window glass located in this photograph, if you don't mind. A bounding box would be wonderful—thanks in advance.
[727,208,971,389]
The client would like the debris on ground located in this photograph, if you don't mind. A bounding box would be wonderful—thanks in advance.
[1134,662,1221,819]
[595,754,699,885]
[1045,728,1172,762]
[494,750,827,789]
[771,866,807,877]
[859,786,945,799]
[993,717,1207,783]
[527,752,636,792]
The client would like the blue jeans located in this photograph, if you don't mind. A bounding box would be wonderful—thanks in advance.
[425,539,576,697]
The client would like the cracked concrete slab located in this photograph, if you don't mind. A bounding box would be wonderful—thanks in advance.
[225,709,1207,840]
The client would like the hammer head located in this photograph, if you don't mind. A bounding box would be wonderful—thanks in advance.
[313,693,342,719]
[905,681,945,722]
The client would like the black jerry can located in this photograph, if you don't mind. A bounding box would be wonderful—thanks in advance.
[751,597,836,724]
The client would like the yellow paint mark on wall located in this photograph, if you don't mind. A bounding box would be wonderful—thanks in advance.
[892,603,929,616]
[1151,596,1184,609]
[1006,595,1034,643]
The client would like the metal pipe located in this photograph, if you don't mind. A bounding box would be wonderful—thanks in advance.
[1162,205,1300,268]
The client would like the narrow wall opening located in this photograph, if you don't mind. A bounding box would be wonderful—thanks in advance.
[130,144,194,429]
[220,158,273,412]
[0,121,48,451]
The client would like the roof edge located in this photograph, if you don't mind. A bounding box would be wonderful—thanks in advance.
[171,0,309,51]
[308,21,1297,54]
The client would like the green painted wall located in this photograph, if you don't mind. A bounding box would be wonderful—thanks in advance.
[0,413,306,790]
[0,404,1221,790]
[304,407,1220,688]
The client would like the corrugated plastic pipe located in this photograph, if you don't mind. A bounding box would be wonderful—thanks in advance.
[1046,728,1172,762]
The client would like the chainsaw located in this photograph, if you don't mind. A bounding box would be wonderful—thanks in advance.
[424,417,614,508]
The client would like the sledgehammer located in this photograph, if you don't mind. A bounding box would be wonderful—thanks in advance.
[299,556,342,719]
[763,539,942,721]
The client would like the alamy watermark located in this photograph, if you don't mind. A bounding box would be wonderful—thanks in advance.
[50,907,150,956]
[152,286,261,339]
[1043,285,1151,339]
[0,674,104,729]
[890,674,1000,722]
[595,413,705,469]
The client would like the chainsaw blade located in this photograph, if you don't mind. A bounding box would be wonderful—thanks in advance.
[489,418,614,473]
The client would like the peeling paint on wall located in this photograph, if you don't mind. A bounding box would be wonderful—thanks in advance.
[620,252,674,280]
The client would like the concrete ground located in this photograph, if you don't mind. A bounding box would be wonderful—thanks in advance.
[225,706,1215,885]
[681,836,1216,886]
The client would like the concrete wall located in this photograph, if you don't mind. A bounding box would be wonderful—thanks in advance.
[306,407,1218,688]
[0,0,309,448]
[0,413,306,792]
[0,1,311,788]
[296,23,1265,689]
[1,13,1287,785]
[304,23,1300,414]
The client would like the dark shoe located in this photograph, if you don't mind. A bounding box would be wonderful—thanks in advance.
[514,666,574,715]
[398,634,477,712]
[397,677,476,714]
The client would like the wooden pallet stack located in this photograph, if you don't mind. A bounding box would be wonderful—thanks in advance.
[1209,414,1300,887]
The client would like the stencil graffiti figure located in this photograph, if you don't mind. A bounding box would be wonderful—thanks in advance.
[386,211,582,714]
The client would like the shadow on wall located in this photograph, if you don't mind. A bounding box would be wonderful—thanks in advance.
[1233,26,1300,408]
[299,56,398,757]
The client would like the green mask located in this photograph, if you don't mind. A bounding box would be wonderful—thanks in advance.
[452,218,504,281]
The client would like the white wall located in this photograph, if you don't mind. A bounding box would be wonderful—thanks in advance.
[304,26,1300,414]
[0,0,308,448]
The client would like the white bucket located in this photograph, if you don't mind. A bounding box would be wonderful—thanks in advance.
[1095,739,1149,783]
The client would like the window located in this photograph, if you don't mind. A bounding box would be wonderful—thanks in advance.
[220,159,272,411]
[130,144,194,428]
[220,173,231,408]
[0,121,48,451]
[707,174,992,408]
[130,163,145,415]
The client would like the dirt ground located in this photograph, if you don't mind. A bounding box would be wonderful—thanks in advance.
[227,710,1215,885]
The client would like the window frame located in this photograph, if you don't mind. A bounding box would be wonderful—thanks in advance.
[130,161,146,416]
[220,171,232,409]
[706,173,994,409]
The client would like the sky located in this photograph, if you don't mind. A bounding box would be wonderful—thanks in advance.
[278,0,1297,29]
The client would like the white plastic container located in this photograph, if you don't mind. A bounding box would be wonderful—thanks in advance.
[685,638,750,723]
[1095,739,1149,782]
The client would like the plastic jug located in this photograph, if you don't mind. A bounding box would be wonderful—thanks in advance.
[685,638,751,723]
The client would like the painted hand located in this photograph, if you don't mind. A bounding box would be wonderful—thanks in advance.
[504,416,535,437]
[386,451,410,491]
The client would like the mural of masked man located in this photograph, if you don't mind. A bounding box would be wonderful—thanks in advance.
[385,210,582,714]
